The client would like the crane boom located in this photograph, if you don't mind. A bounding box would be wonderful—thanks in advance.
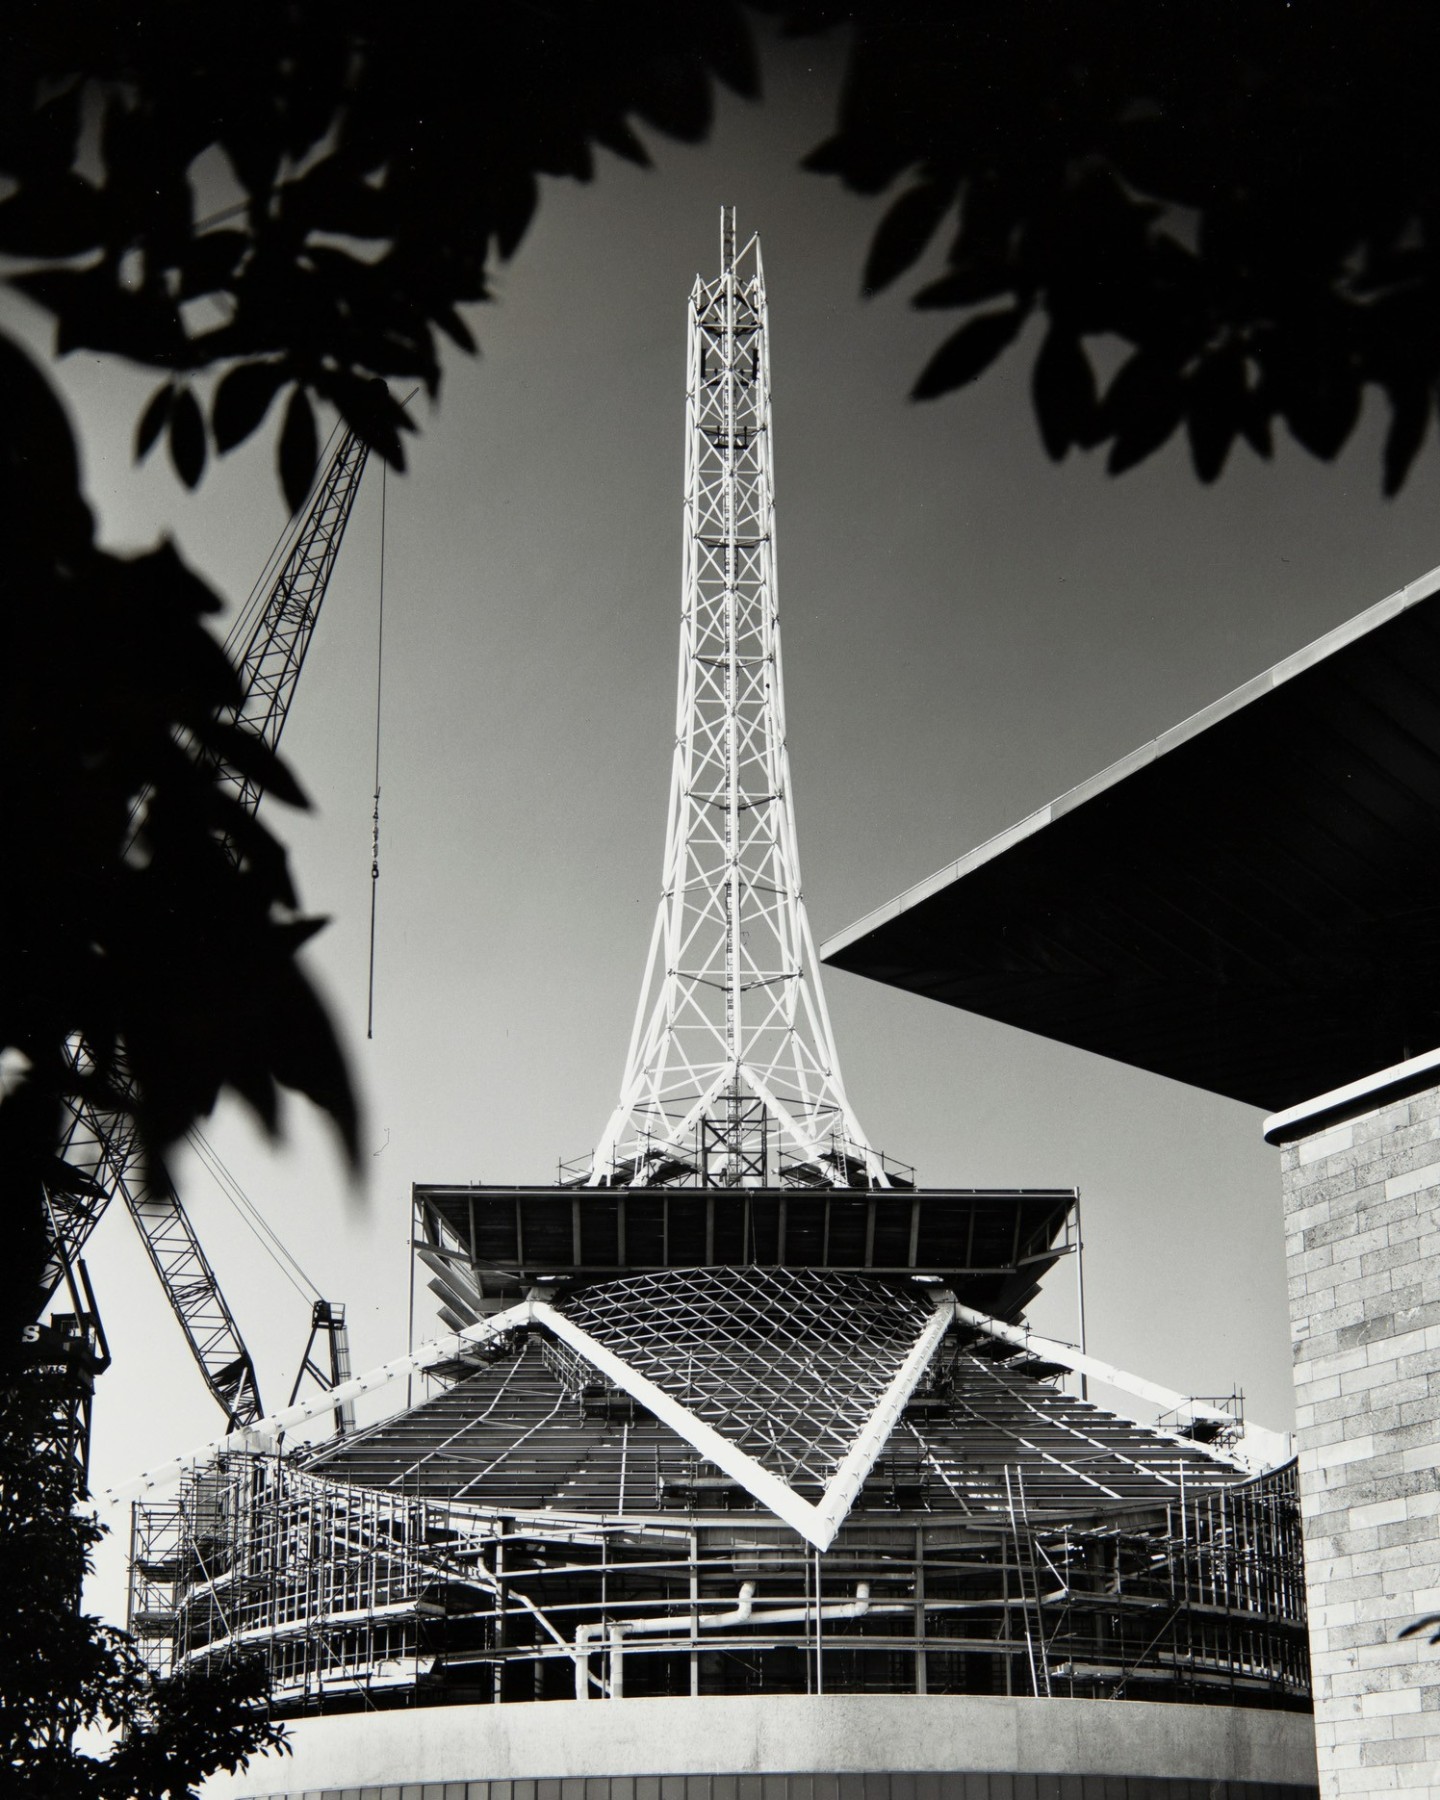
[39,428,372,1427]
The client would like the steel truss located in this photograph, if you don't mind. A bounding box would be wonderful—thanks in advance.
[39,428,370,1427]
[130,1455,1309,1713]
[116,1272,950,1552]
[590,211,885,1190]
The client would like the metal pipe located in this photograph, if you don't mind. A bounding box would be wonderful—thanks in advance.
[574,1621,606,1701]
[574,1578,869,1699]
[707,1580,755,1626]
[613,1581,869,1638]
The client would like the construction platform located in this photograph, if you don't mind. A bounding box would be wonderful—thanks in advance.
[131,1184,1309,1724]
[412,1184,1080,1323]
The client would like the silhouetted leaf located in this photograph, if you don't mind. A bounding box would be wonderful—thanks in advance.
[591,116,652,168]
[167,388,206,489]
[1383,390,1430,497]
[0,174,102,258]
[801,134,845,176]
[280,159,392,240]
[212,361,286,453]
[12,267,181,361]
[178,229,249,299]
[134,383,174,462]
[1237,387,1275,461]
[278,386,318,514]
[326,372,410,467]
[865,180,956,294]
[1279,367,1361,461]
[202,720,309,810]
[435,305,477,354]
[1184,347,1246,484]
[1,0,789,1357]
[1032,324,1098,459]
[44,1156,104,1200]
[912,306,1028,400]
[912,266,1020,310]
[494,170,539,260]
[0,334,91,560]
[1102,352,1185,474]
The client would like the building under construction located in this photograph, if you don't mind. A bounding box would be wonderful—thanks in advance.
[135,215,1319,1799]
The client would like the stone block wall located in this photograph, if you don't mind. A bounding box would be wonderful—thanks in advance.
[1278,1080,1440,1793]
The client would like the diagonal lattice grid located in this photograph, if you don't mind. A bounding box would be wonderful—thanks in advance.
[552,1266,935,1489]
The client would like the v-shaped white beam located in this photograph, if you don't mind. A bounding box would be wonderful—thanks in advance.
[532,1294,955,1550]
[107,1291,956,1545]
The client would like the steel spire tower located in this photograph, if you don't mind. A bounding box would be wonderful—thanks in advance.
[590,211,890,1191]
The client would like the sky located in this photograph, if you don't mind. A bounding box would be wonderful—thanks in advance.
[10,28,1440,1622]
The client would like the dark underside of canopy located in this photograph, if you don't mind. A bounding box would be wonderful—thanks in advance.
[822,572,1440,1115]
[415,1184,1076,1321]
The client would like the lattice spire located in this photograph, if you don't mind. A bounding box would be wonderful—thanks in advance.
[589,210,892,1190]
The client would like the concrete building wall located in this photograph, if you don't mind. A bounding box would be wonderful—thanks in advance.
[201,1693,1317,1799]
[1272,1065,1440,1793]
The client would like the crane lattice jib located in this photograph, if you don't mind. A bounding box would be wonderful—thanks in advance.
[217,429,370,813]
[589,213,885,1190]
[38,429,371,1428]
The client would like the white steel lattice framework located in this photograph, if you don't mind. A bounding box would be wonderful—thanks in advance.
[590,211,885,1191]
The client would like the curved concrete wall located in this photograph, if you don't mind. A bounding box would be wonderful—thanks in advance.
[203,1693,1318,1798]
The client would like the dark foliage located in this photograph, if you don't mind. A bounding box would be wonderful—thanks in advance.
[0,2,757,503]
[786,0,1440,491]
[0,3,759,1356]
[0,333,357,1352]
[0,1371,286,1794]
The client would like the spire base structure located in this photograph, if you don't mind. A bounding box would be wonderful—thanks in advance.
[589,211,893,1192]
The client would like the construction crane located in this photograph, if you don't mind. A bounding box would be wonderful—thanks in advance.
[36,426,372,1430]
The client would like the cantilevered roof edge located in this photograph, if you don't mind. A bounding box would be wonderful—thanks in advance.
[820,557,1440,964]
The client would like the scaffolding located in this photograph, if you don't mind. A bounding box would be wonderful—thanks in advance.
[129,1447,1307,1715]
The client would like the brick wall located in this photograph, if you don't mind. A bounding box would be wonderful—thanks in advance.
[1279,1082,1440,1793]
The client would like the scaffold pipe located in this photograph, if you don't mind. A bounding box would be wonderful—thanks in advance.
[102,1299,538,1505]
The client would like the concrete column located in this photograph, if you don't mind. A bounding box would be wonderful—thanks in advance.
[1266,1050,1440,1794]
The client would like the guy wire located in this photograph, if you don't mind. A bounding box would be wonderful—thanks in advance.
[367,456,387,1039]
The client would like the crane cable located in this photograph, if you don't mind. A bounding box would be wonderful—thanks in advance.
[222,418,347,660]
[367,457,387,1040]
[187,1123,322,1306]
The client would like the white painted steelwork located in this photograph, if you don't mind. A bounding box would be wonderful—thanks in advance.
[551,1267,936,1490]
[108,1286,1290,1515]
[949,1300,1291,1472]
[589,210,883,1190]
[536,1289,954,1550]
[109,1279,957,1547]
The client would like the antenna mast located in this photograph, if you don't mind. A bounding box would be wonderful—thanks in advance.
[590,210,889,1191]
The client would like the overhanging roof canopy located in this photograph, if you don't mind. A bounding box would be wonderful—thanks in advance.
[822,564,1440,1115]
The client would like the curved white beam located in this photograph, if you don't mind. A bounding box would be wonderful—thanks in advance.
[102,1300,537,1506]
